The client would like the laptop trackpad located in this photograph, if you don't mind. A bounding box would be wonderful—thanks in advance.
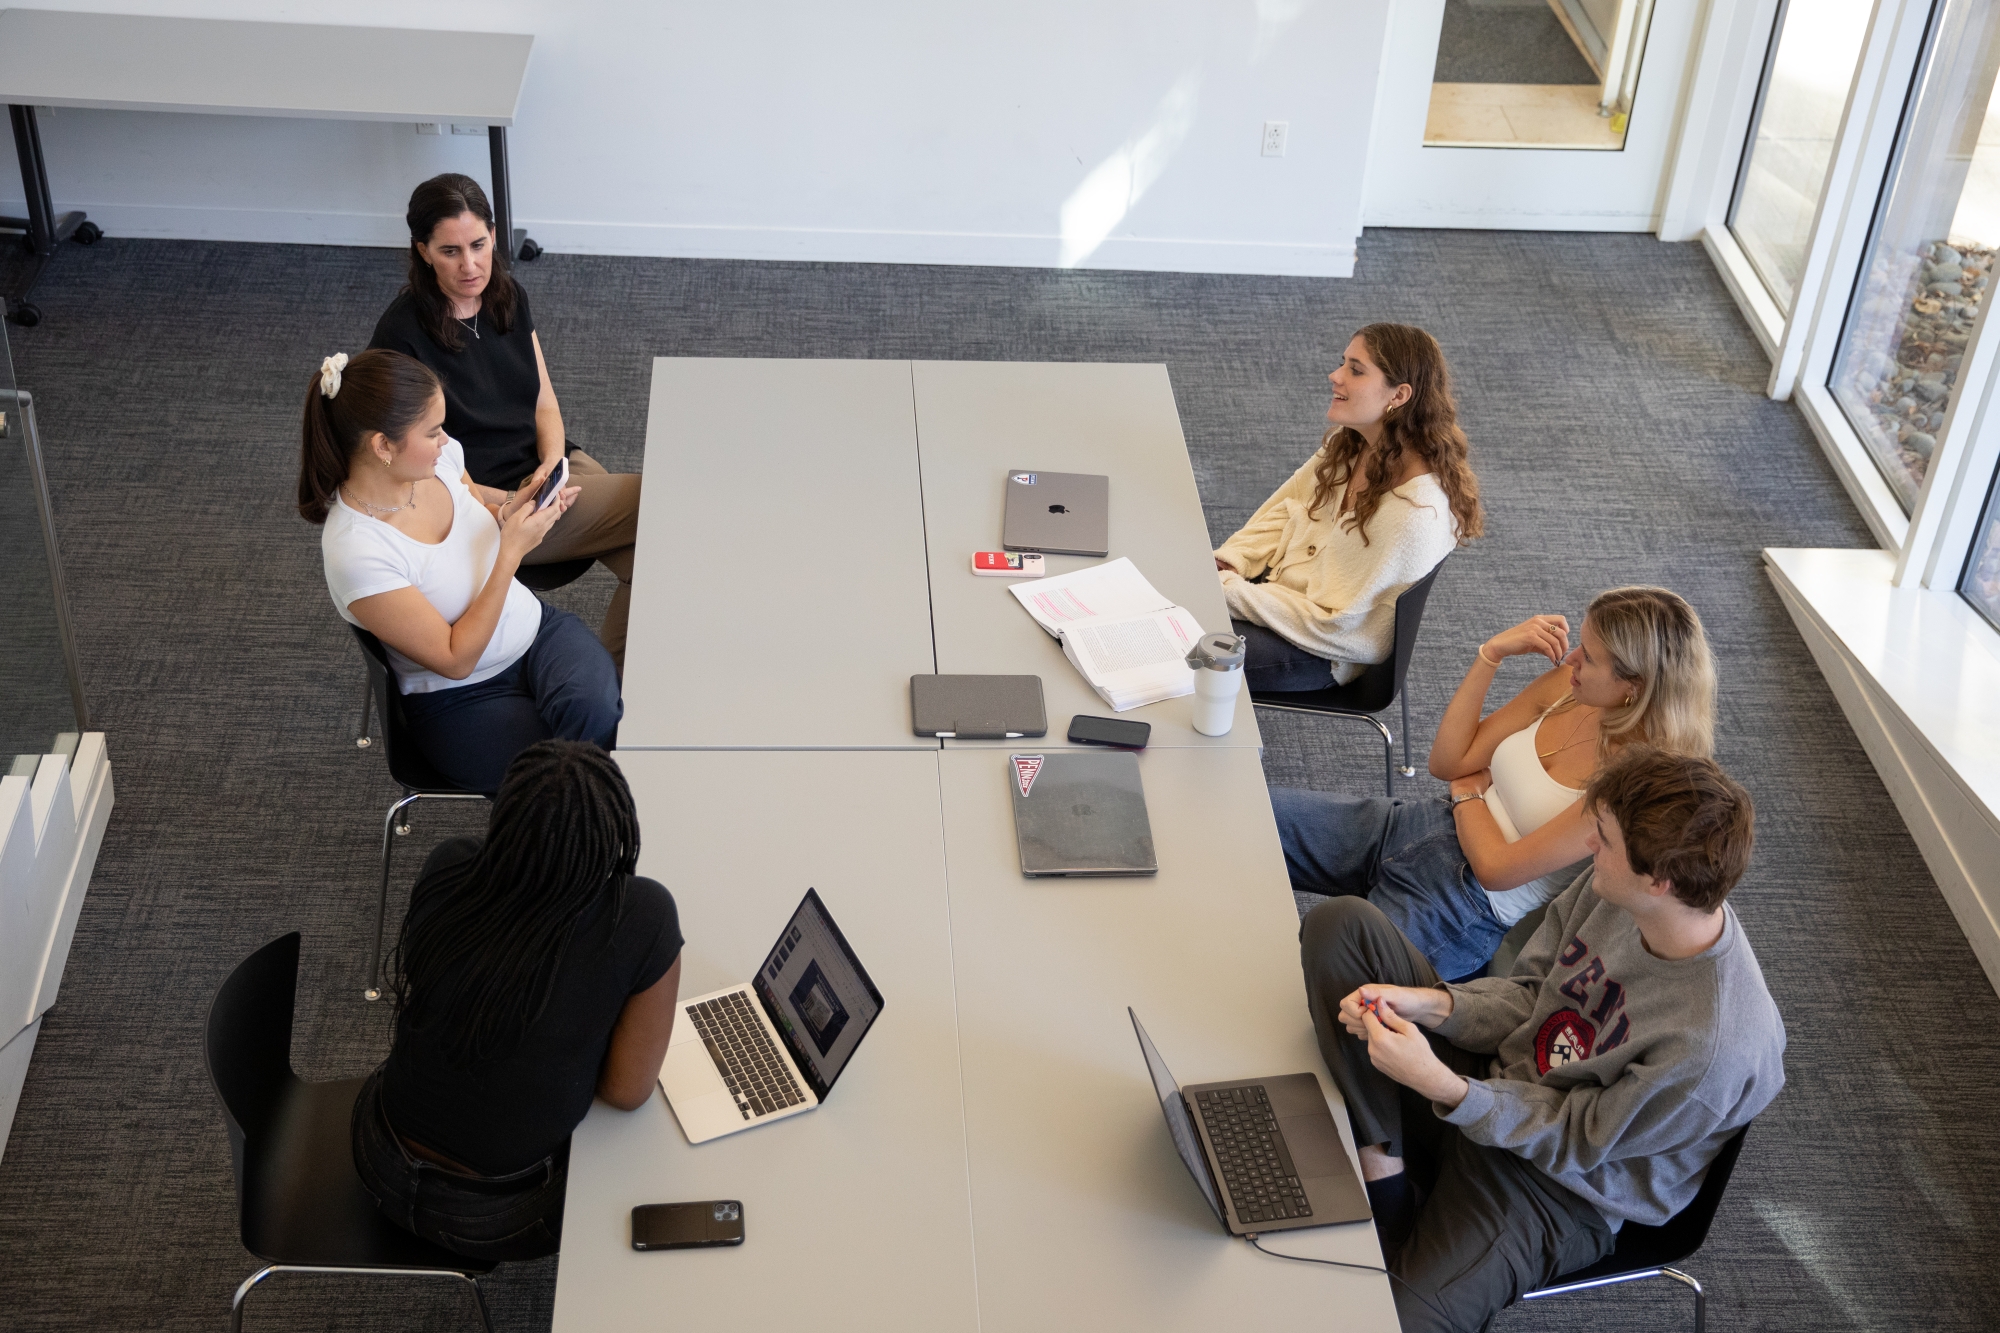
[1279,1112,1351,1178]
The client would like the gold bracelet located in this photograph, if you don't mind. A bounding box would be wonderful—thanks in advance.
[1477,644,1501,667]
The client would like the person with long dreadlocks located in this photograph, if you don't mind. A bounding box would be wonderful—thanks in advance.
[351,740,682,1260]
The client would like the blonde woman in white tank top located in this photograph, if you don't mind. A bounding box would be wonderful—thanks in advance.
[1270,588,1715,979]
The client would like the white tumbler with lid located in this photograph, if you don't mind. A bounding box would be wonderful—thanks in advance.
[1185,632,1248,736]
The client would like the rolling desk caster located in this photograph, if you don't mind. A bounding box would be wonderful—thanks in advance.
[364,986,383,1003]
[9,301,40,327]
[73,220,101,244]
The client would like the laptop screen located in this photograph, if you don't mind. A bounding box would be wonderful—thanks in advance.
[1128,1009,1224,1223]
[754,890,885,1101]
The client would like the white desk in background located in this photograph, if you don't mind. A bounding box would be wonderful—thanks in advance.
[912,360,1262,749]
[619,359,938,751]
[0,10,537,325]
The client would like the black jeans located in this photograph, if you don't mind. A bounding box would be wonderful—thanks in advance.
[1232,618,1337,693]
[1300,896,1613,1333]
[351,1066,569,1262]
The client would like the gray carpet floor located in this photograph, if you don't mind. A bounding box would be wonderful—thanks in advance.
[2,229,1997,1331]
[1435,0,1600,85]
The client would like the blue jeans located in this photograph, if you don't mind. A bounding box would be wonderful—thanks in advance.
[400,605,622,796]
[1271,787,1504,982]
[1233,618,1335,693]
[351,1066,567,1262]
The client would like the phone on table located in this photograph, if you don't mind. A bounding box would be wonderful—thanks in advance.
[631,1200,744,1250]
[1068,714,1151,749]
[532,455,571,511]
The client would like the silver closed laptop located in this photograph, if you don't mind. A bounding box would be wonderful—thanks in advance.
[1002,469,1109,556]
[1007,750,1156,876]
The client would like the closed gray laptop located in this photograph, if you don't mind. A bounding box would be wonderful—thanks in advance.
[911,675,1048,739]
[1007,750,1156,876]
[1002,469,1109,556]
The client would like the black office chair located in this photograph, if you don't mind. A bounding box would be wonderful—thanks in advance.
[1519,1121,1752,1332]
[349,625,488,1001]
[1249,557,1447,796]
[205,932,495,1333]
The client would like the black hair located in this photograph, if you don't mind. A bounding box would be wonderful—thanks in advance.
[403,172,518,353]
[297,349,443,524]
[388,741,641,1066]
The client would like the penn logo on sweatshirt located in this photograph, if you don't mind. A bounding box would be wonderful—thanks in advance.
[1535,1010,1596,1073]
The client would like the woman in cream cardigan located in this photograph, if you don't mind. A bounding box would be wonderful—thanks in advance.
[1215,324,1482,692]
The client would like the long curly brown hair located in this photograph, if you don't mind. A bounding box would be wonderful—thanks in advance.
[1306,323,1483,546]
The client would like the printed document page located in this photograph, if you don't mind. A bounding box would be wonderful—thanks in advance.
[1009,557,1176,638]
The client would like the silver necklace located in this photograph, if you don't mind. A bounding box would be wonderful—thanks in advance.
[456,310,480,340]
[345,480,419,518]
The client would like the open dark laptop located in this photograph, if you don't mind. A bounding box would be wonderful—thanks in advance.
[1129,1009,1371,1233]
[659,890,884,1144]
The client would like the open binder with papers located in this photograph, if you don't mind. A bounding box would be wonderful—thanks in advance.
[1008,558,1203,711]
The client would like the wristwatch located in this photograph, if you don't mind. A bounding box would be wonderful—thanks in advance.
[1450,790,1486,806]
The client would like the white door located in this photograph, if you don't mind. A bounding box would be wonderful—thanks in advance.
[1362,0,1706,230]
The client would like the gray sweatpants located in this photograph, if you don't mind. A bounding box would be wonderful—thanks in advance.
[1301,896,1615,1333]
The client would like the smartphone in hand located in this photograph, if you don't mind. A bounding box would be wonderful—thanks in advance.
[533,456,571,511]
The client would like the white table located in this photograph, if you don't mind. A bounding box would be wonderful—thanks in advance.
[557,747,1395,1331]
[619,359,939,751]
[0,10,536,324]
[912,361,1262,749]
[560,750,977,1331]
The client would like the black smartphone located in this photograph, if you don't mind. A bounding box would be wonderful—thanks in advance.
[1068,714,1151,749]
[631,1200,745,1250]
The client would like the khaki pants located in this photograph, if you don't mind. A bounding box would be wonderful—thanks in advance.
[519,449,638,671]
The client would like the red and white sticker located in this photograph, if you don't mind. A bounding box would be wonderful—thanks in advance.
[1012,754,1045,797]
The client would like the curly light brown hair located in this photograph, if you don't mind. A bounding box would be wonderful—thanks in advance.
[1306,323,1483,546]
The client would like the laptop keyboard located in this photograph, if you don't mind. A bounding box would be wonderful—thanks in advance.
[689,991,808,1121]
[1196,1086,1313,1224]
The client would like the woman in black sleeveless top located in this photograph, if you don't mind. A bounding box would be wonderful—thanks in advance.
[369,174,642,673]
[352,740,682,1261]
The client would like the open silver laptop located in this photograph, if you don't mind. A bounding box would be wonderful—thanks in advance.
[1008,750,1156,876]
[1002,469,1109,556]
[660,889,885,1144]
[1130,1009,1371,1234]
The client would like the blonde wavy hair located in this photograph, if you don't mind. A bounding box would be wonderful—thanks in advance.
[1547,586,1716,762]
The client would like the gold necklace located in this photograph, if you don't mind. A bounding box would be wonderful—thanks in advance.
[1537,707,1598,759]
[344,479,420,518]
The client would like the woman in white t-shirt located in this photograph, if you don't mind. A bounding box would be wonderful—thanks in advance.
[1214,324,1482,691]
[1272,587,1715,980]
[298,349,622,794]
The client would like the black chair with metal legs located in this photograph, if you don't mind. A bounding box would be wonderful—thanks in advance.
[349,624,487,1002]
[1249,557,1447,797]
[205,932,495,1333]
[1520,1121,1753,1332]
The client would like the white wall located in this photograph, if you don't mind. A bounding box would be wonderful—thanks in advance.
[0,0,1389,276]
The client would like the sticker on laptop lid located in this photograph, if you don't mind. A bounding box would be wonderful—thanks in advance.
[1011,472,1036,485]
[1012,754,1045,797]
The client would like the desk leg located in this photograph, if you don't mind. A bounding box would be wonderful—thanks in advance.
[9,105,55,257]
[4,105,95,326]
[487,126,541,262]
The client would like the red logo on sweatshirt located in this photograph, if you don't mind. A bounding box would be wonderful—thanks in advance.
[1534,1009,1597,1073]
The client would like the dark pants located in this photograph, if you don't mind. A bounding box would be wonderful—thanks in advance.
[1273,787,1505,982]
[351,1067,569,1262]
[1301,897,1614,1333]
[1232,617,1337,693]
[401,604,621,796]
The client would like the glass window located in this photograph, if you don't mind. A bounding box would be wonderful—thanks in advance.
[1728,0,1877,311]
[1963,461,2000,632]
[1829,0,2000,511]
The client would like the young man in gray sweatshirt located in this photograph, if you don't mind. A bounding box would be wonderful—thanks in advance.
[1301,746,1785,1332]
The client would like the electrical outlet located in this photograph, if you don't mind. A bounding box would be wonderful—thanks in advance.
[415,122,442,135]
[1262,121,1288,157]
[450,123,488,137]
